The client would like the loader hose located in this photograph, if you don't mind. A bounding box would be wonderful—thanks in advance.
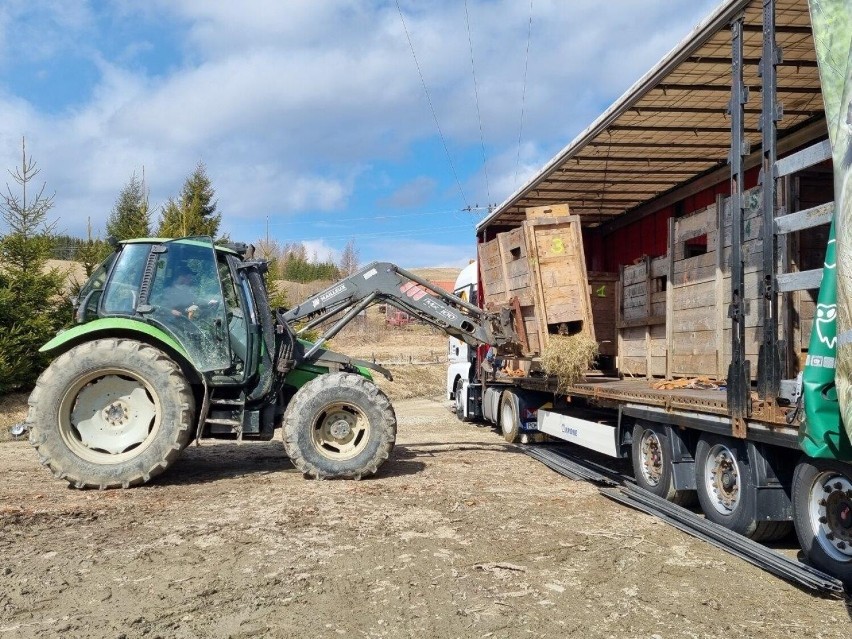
[247,269,275,402]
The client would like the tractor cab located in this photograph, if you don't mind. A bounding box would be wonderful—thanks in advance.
[74,237,256,378]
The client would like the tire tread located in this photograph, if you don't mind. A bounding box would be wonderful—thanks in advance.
[283,372,396,479]
[27,338,193,489]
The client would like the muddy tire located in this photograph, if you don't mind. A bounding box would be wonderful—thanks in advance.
[27,339,194,489]
[792,457,852,585]
[499,391,520,443]
[283,372,396,479]
[631,422,694,506]
[454,378,472,423]
[695,434,790,542]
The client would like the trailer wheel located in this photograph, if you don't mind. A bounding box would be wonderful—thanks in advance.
[454,378,472,422]
[631,423,693,506]
[792,457,852,585]
[694,434,786,541]
[283,372,396,479]
[26,339,194,489]
[499,391,520,443]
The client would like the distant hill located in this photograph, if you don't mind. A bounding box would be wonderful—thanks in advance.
[275,266,463,306]
[37,258,464,302]
[409,267,463,282]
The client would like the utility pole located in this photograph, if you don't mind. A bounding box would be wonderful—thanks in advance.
[266,214,270,246]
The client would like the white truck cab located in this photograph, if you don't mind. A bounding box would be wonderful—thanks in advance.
[446,261,478,419]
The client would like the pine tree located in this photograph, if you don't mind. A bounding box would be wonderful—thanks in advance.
[156,162,221,238]
[156,198,183,238]
[0,138,69,391]
[106,172,150,240]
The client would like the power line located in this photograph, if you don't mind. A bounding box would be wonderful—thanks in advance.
[265,206,490,227]
[514,0,534,187]
[464,0,490,203]
[263,224,474,243]
[396,1,470,209]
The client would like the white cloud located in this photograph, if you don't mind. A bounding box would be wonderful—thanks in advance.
[363,238,475,269]
[0,0,721,239]
[300,239,339,264]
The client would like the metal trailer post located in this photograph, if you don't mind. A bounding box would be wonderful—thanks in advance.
[757,0,782,400]
[727,15,751,433]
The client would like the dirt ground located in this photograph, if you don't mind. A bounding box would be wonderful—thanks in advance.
[2,393,851,638]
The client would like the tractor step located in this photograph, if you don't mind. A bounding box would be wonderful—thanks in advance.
[204,418,242,427]
[210,398,245,406]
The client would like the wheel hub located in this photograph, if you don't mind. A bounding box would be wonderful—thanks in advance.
[329,418,352,439]
[311,404,370,461]
[103,401,130,426]
[838,503,852,531]
[70,375,157,456]
[813,475,852,559]
[705,445,739,514]
[639,430,663,486]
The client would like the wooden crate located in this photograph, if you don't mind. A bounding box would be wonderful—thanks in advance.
[478,204,595,356]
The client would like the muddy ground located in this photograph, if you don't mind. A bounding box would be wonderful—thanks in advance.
[1,394,851,638]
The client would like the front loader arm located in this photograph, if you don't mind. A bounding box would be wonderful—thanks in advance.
[282,262,518,359]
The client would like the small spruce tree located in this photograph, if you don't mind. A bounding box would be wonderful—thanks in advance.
[0,138,69,391]
[156,162,221,238]
[106,172,150,240]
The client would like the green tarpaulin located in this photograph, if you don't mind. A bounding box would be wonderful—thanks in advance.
[802,0,852,458]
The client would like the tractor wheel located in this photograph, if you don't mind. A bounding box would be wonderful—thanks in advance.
[27,338,194,489]
[283,372,396,479]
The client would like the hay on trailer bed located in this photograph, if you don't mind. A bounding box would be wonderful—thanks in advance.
[541,334,599,391]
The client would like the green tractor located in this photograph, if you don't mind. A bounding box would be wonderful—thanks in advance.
[26,236,514,488]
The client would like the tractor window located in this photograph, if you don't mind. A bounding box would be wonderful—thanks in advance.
[78,251,117,300]
[218,255,250,371]
[75,251,118,322]
[102,244,149,314]
[146,239,231,373]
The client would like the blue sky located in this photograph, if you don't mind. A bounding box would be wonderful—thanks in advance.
[0,0,720,268]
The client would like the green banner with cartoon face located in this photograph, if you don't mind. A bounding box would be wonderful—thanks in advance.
[800,221,852,458]
[806,0,852,455]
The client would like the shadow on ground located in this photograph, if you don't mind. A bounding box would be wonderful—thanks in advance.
[151,440,430,486]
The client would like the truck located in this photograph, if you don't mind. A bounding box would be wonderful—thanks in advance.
[446,0,852,584]
[26,240,519,489]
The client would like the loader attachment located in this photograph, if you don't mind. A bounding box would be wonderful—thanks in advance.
[281,262,520,360]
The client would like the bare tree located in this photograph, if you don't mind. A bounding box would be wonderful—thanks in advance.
[339,239,359,276]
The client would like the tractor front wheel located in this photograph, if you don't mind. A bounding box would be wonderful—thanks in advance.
[283,372,396,479]
[27,338,194,489]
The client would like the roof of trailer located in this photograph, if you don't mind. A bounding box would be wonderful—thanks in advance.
[477,0,823,234]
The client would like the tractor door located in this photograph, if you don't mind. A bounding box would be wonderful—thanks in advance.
[145,238,232,372]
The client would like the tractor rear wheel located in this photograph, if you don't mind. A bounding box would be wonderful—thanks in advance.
[27,338,194,489]
[283,372,396,479]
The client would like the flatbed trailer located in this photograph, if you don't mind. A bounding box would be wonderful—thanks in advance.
[447,0,852,585]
